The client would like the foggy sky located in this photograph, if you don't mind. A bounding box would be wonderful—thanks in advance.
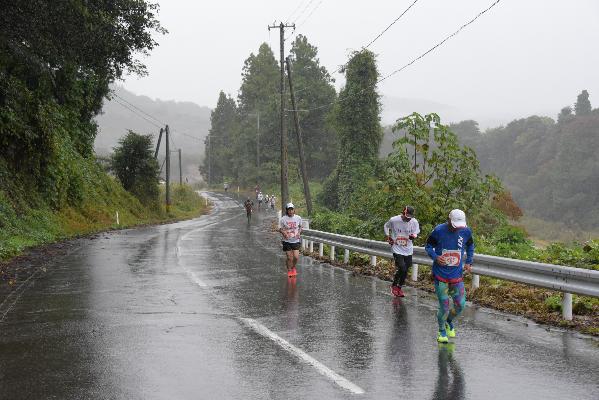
[123,0,599,128]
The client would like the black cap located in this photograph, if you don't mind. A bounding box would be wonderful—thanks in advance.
[403,206,415,218]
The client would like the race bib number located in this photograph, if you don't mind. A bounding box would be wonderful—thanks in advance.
[395,236,409,246]
[440,250,461,267]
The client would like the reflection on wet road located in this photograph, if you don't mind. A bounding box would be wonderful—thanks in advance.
[0,193,598,399]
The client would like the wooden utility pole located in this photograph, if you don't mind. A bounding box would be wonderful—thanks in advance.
[165,125,171,207]
[178,148,182,185]
[285,56,313,215]
[154,127,163,159]
[268,21,294,212]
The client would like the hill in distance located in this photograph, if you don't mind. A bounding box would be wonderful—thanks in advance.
[95,86,212,182]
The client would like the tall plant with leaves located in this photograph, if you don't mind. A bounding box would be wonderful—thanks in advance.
[344,113,504,239]
[320,50,382,210]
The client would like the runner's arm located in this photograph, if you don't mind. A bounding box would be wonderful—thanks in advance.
[425,232,439,262]
[465,235,474,265]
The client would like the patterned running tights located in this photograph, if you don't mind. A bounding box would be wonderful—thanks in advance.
[434,280,466,332]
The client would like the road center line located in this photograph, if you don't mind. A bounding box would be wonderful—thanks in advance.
[239,317,365,395]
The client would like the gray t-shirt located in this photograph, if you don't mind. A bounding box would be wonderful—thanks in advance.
[279,215,303,244]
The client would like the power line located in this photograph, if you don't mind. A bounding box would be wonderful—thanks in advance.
[293,0,316,25]
[287,0,502,113]
[112,92,166,126]
[286,0,309,24]
[363,0,420,49]
[109,92,204,143]
[379,0,502,84]
[112,98,163,129]
[286,0,323,42]
[296,0,323,28]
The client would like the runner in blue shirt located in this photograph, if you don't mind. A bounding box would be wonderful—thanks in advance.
[425,209,474,343]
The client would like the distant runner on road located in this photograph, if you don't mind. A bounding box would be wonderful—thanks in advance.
[257,192,264,211]
[384,206,420,298]
[269,195,276,211]
[244,198,254,224]
[425,209,474,344]
[278,203,302,278]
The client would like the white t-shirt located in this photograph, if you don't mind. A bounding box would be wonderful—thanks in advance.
[257,193,263,201]
[383,215,420,255]
[279,215,303,244]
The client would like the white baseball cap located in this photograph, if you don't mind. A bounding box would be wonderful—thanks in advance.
[286,202,295,209]
[449,209,467,228]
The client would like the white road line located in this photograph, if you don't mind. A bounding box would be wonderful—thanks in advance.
[187,271,208,288]
[239,317,365,395]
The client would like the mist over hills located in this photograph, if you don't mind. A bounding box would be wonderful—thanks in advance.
[94,86,211,182]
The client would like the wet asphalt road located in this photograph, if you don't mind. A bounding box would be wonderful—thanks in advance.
[0,192,598,400]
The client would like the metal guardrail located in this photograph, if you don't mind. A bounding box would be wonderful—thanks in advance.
[301,227,599,320]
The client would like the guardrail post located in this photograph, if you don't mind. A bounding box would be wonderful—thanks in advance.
[309,241,314,253]
[472,274,480,289]
[562,293,573,320]
[370,255,377,267]
[319,243,324,257]
[344,249,350,264]
[411,263,418,281]
[330,245,335,261]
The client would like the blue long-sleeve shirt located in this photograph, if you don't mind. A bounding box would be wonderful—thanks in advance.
[425,223,474,281]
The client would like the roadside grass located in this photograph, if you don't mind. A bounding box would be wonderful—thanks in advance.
[0,179,208,262]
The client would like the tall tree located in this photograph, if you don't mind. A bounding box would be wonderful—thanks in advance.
[575,90,592,116]
[201,91,238,184]
[320,50,382,210]
[235,43,279,185]
[111,131,160,207]
[288,35,337,180]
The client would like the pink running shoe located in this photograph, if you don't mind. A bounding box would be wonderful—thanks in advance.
[391,285,401,297]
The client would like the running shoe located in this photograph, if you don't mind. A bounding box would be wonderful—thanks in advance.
[287,269,294,278]
[397,287,405,297]
[290,267,297,277]
[437,331,449,344]
[445,321,456,338]
[391,285,401,297]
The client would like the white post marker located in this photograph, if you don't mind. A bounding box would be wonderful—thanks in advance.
[330,245,335,261]
[472,274,480,289]
[411,263,419,281]
[309,241,314,253]
[344,249,350,264]
[370,255,376,267]
[319,243,324,257]
[240,318,365,394]
[562,292,573,320]
[116,211,119,226]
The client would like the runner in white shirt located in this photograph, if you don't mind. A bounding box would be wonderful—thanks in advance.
[384,206,420,297]
[257,192,264,211]
[278,203,302,278]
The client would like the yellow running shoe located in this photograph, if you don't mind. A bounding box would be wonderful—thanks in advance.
[445,322,456,338]
[437,331,449,343]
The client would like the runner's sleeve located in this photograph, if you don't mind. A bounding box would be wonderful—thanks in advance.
[425,230,439,262]
[383,219,391,236]
[465,231,474,264]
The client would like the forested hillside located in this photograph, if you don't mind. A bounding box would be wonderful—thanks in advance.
[0,1,206,259]
[450,90,599,230]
